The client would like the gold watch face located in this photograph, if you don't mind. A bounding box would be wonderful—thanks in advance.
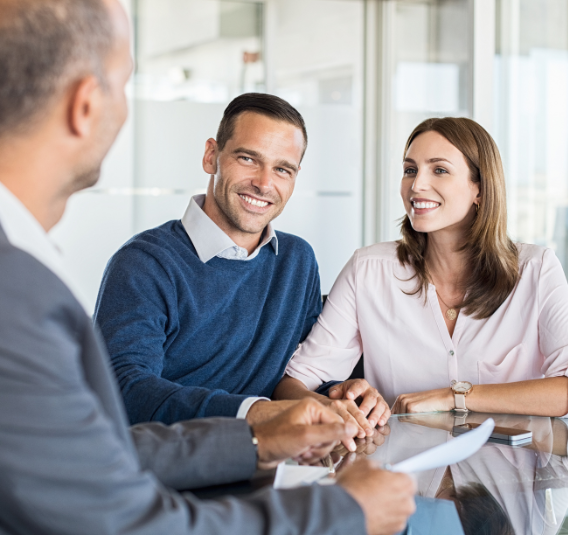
[452,381,473,394]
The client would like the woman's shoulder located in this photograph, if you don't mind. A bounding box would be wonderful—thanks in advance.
[515,242,556,269]
[354,241,400,263]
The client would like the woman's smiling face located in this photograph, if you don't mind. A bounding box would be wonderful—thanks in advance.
[400,130,480,235]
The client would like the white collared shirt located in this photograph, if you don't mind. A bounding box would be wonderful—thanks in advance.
[181,194,273,417]
[181,194,278,263]
[0,182,89,312]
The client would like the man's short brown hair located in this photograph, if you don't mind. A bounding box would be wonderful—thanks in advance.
[216,93,308,156]
[0,0,114,138]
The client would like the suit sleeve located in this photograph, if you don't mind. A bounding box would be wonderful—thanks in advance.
[94,246,249,423]
[0,246,367,535]
[130,418,257,490]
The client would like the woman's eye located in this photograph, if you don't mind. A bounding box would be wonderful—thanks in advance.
[435,167,448,174]
[403,167,416,175]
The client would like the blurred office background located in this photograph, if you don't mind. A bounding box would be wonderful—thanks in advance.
[50,0,568,312]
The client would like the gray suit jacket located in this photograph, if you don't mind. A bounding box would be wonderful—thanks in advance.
[0,225,365,535]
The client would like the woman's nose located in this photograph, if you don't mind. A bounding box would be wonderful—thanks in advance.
[412,170,430,192]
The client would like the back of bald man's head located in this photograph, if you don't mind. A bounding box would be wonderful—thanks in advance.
[0,0,114,139]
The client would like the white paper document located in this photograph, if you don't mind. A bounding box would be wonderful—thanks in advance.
[272,418,495,489]
[390,418,495,473]
[273,463,330,489]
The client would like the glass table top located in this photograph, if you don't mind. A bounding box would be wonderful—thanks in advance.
[333,412,568,535]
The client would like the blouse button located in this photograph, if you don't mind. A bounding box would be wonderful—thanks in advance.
[449,350,455,356]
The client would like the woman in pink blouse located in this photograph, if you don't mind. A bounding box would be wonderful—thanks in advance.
[274,117,568,429]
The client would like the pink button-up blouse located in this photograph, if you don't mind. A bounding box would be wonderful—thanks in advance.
[285,242,568,406]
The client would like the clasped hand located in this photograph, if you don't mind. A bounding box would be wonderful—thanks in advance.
[327,379,390,437]
[251,398,358,469]
[326,380,455,436]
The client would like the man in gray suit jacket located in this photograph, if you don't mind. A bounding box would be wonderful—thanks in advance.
[0,0,417,534]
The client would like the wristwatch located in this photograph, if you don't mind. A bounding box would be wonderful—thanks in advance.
[451,380,473,412]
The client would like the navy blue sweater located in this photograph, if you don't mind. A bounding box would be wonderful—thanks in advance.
[94,220,322,424]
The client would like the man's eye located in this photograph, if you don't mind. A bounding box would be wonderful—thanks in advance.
[276,168,290,175]
[239,156,253,162]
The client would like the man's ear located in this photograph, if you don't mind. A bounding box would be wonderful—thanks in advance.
[202,138,219,175]
[68,75,102,138]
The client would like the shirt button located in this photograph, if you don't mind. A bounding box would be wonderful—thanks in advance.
[449,350,455,356]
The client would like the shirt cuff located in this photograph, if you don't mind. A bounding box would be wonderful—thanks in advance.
[236,396,270,419]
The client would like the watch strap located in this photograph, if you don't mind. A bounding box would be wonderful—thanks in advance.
[454,392,468,412]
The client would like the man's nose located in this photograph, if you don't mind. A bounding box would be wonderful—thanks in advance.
[251,167,274,193]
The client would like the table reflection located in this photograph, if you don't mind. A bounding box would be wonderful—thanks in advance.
[335,413,568,534]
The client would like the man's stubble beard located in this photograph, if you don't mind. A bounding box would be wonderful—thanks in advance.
[73,166,102,192]
[68,106,121,195]
[214,178,284,235]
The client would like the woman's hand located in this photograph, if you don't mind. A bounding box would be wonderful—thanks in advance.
[328,379,391,428]
[326,399,375,437]
[392,387,454,414]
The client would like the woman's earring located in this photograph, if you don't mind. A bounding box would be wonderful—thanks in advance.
[475,203,479,213]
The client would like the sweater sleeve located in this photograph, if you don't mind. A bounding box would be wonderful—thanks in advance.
[94,246,249,424]
[299,250,323,342]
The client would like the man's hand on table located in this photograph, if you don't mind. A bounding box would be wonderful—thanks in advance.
[245,399,300,425]
[327,379,391,433]
[251,398,358,470]
[337,459,416,535]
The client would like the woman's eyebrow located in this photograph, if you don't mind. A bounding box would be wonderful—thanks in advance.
[403,157,453,165]
[428,157,453,165]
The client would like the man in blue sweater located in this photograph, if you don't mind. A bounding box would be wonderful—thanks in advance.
[95,93,332,427]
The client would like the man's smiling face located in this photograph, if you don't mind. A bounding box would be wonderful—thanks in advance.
[207,111,305,237]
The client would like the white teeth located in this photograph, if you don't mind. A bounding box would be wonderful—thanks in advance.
[412,201,440,209]
[240,195,269,208]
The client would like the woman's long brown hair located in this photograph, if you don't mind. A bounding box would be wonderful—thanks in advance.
[396,117,519,319]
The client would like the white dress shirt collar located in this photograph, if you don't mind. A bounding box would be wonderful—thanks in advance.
[181,194,278,263]
[0,182,89,312]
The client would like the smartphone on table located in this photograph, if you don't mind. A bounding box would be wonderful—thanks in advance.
[452,423,533,445]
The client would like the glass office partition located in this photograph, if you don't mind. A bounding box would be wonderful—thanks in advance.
[268,0,364,292]
[380,0,472,240]
[132,0,265,233]
[494,0,568,268]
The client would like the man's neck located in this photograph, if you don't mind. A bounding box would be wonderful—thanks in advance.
[0,138,70,232]
[0,178,68,232]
